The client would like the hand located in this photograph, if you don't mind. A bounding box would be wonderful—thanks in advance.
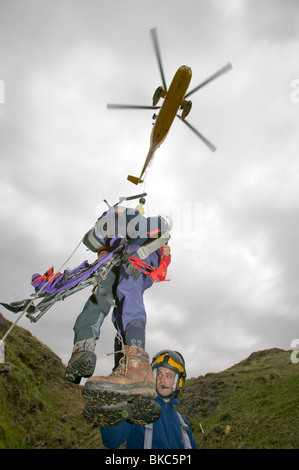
[115,206,126,214]
[161,245,171,257]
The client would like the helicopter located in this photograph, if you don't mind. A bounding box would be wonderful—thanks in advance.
[107,28,232,185]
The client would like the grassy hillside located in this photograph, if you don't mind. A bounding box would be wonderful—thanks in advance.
[0,313,103,449]
[178,348,299,449]
[1,313,298,449]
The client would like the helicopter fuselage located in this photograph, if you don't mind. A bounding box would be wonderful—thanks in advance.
[127,65,192,184]
[151,65,192,151]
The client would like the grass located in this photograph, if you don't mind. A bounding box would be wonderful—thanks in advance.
[0,313,104,449]
[178,348,299,449]
[1,313,298,450]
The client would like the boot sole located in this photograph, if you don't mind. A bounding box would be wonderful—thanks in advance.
[128,397,161,425]
[83,396,161,426]
[64,351,96,383]
[82,380,156,400]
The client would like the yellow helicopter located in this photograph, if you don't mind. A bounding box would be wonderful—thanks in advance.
[108,28,232,185]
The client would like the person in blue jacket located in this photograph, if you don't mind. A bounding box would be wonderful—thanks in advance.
[99,350,197,449]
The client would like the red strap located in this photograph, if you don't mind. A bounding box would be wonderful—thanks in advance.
[129,257,156,275]
[31,267,62,285]
[150,255,171,282]
[147,229,161,236]
[128,256,171,283]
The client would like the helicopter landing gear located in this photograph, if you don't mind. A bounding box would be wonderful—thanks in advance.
[152,86,167,106]
[181,100,192,120]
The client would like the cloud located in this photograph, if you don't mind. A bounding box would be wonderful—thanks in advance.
[0,0,298,381]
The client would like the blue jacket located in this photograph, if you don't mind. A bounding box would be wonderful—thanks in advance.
[100,395,197,449]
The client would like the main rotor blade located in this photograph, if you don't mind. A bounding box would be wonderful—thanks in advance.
[107,104,160,110]
[177,116,217,152]
[150,28,167,90]
[184,62,232,98]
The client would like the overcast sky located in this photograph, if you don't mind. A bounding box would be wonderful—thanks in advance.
[1,0,299,380]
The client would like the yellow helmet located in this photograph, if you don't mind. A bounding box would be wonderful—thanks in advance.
[151,350,186,396]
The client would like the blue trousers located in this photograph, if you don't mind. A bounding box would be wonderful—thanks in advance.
[73,269,117,343]
[73,251,160,349]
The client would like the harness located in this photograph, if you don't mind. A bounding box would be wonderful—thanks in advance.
[143,411,192,449]
[127,234,171,282]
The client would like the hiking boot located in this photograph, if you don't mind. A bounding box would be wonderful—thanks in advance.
[65,338,97,384]
[83,397,161,426]
[82,345,156,402]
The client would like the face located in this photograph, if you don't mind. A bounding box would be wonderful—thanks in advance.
[98,249,110,259]
[156,366,176,398]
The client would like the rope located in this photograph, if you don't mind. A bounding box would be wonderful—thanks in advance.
[1,237,83,344]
